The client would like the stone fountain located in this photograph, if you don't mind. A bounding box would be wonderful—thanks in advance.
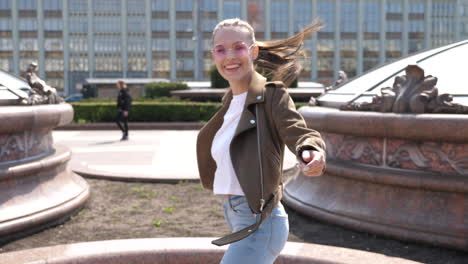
[283,40,468,251]
[0,69,89,243]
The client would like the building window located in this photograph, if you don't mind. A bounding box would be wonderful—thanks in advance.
[69,16,88,33]
[128,17,146,33]
[19,39,38,51]
[176,19,193,31]
[152,59,170,72]
[70,57,88,71]
[128,38,146,53]
[68,0,87,13]
[45,39,63,51]
[176,58,194,71]
[176,0,193,11]
[127,0,145,14]
[18,0,37,10]
[294,0,312,32]
[94,17,121,33]
[0,18,11,31]
[128,57,147,71]
[69,38,88,52]
[341,1,357,33]
[45,59,64,71]
[44,0,62,11]
[18,19,38,31]
[364,0,380,33]
[201,0,217,12]
[152,39,170,51]
[94,37,121,52]
[223,1,241,19]
[151,0,169,11]
[152,19,170,31]
[44,18,63,31]
[0,0,11,10]
[176,38,193,51]
[317,1,335,33]
[93,0,120,13]
[271,0,288,33]
[0,39,13,51]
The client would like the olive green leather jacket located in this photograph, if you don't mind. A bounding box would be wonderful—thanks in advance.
[196,72,326,246]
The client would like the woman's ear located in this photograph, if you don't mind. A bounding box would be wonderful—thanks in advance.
[251,45,259,60]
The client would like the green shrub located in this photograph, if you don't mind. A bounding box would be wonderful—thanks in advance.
[144,82,189,98]
[72,101,307,123]
[71,101,221,123]
[210,66,229,88]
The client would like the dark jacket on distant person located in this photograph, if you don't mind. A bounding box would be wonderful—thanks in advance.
[117,89,132,111]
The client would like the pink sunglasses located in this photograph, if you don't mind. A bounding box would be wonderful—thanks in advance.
[212,42,255,59]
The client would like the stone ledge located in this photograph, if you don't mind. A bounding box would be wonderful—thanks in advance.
[0,238,422,264]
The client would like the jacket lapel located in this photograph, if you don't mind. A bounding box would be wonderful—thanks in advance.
[233,72,266,138]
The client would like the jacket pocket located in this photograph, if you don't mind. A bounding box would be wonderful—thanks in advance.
[229,196,256,217]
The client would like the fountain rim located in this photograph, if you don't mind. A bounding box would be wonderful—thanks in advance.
[300,106,468,143]
[0,104,73,134]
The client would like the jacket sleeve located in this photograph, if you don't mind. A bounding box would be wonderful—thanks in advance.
[271,84,326,161]
[123,91,132,111]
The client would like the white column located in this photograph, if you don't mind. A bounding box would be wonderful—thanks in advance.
[265,0,271,40]
[454,0,461,41]
[379,0,386,64]
[121,0,128,77]
[38,0,45,78]
[63,0,70,95]
[193,0,200,80]
[241,0,248,21]
[334,0,341,80]
[424,0,432,49]
[357,0,364,75]
[87,0,94,77]
[12,0,19,75]
[217,0,223,21]
[169,0,176,80]
[288,0,294,37]
[402,0,409,56]
[145,0,152,78]
[311,0,318,80]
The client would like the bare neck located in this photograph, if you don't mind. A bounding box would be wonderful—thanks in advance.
[229,73,252,95]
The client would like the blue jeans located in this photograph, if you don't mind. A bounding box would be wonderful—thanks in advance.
[221,195,289,264]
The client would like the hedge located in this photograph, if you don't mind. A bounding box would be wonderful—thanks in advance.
[210,66,229,88]
[72,102,222,123]
[71,101,307,123]
[144,82,189,98]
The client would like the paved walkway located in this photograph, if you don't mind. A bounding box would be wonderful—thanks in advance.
[54,130,297,182]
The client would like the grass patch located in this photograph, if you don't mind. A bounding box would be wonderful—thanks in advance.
[129,187,157,199]
[163,206,175,214]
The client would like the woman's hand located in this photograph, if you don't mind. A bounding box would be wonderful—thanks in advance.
[297,150,325,177]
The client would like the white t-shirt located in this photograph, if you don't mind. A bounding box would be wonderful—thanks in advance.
[211,91,247,196]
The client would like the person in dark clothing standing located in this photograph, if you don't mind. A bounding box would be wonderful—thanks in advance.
[116,80,132,140]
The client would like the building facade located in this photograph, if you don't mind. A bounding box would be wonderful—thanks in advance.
[0,0,467,95]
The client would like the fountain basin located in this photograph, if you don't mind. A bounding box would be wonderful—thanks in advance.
[283,107,468,251]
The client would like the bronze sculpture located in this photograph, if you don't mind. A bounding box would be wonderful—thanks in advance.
[24,62,63,105]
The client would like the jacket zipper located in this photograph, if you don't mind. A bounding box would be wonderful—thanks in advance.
[255,104,265,212]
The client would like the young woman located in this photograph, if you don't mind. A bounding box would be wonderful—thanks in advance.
[196,18,326,263]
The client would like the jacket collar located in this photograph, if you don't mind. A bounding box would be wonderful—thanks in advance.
[222,71,267,106]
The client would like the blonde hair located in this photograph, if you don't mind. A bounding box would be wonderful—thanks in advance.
[212,18,323,87]
[117,80,127,89]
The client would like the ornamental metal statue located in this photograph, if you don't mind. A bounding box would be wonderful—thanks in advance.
[340,64,468,114]
[24,61,64,105]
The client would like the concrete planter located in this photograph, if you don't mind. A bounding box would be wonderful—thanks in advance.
[283,106,468,250]
[0,104,90,242]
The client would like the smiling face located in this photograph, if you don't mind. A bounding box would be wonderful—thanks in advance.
[212,26,258,84]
